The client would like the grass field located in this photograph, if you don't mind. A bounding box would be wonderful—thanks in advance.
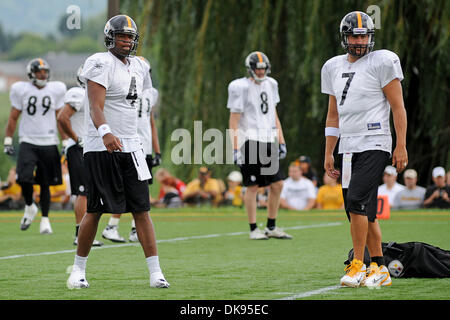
[1,206,449,302]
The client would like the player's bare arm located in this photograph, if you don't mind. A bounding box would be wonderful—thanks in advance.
[324,95,340,179]
[57,104,78,141]
[275,111,285,145]
[55,108,69,141]
[5,107,21,138]
[87,79,122,153]
[383,78,408,173]
[229,112,241,151]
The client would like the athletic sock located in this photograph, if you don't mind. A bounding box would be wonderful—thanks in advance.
[108,217,120,227]
[75,224,80,237]
[40,185,50,217]
[249,223,257,231]
[20,182,34,206]
[371,256,385,266]
[131,219,136,229]
[73,255,88,273]
[266,218,276,230]
[146,256,162,274]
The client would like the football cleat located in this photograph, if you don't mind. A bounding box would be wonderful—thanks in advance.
[39,217,53,234]
[249,228,269,240]
[364,263,392,289]
[150,272,170,288]
[102,225,126,243]
[264,227,293,239]
[340,259,366,287]
[129,228,139,242]
[20,203,38,230]
[67,267,89,289]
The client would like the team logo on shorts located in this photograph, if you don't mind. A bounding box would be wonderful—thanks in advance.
[79,185,85,192]
[250,175,256,182]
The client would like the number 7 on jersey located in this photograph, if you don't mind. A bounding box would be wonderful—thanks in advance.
[339,72,355,106]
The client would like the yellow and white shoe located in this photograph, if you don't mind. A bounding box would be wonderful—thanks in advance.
[364,263,392,289]
[340,259,366,287]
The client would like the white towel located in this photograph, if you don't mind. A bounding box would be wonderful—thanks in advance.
[342,153,353,189]
[131,149,152,181]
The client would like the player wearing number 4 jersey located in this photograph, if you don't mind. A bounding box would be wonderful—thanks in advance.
[66,14,169,290]
[4,58,66,234]
[322,11,408,288]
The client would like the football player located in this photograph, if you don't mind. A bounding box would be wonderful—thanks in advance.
[322,11,408,288]
[227,51,292,240]
[101,56,161,243]
[66,15,169,289]
[57,64,103,247]
[4,58,67,234]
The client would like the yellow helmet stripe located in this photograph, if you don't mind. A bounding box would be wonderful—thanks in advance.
[356,12,362,28]
[256,52,263,63]
[125,15,132,28]
[38,58,44,66]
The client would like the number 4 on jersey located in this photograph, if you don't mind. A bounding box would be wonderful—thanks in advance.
[126,76,138,107]
[340,72,355,106]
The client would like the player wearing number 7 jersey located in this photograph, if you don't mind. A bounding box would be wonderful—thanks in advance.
[4,58,67,234]
[321,11,408,288]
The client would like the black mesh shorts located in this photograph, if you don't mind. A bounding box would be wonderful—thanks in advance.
[239,140,285,187]
[84,151,150,214]
[341,150,390,222]
[66,144,88,196]
[16,142,62,186]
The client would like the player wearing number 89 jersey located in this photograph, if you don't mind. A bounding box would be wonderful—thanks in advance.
[3,57,67,233]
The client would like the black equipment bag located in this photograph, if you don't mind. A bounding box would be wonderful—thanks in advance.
[345,241,450,278]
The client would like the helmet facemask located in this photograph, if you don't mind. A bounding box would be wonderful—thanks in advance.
[245,52,271,83]
[340,12,375,57]
[27,59,50,87]
[342,31,375,57]
[104,15,139,58]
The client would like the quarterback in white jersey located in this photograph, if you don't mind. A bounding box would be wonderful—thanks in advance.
[4,57,66,234]
[227,51,291,240]
[67,15,169,290]
[322,11,408,288]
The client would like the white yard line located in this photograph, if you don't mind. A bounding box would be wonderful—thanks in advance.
[277,285,342,300]
[0,222,341,261]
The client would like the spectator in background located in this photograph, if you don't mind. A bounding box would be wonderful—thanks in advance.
[378,165,405,208]
[0,166,24,210]
[280,162,316,211]
[223,171,243,207]
[316,172,344,210]
[153,168,185,208]
[446,170,450,186]
[393,169,426,209]
[183,167,223,206]
[296,155,319,187]
[423,166,450,209]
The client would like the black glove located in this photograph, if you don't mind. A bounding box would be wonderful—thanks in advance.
[152,153,162,167]
[3,137,14,156]
[279,143,287,159]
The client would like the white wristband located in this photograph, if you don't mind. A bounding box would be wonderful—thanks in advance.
[98,124,112,138]
[325,127,340,137]
[4,137,13,145]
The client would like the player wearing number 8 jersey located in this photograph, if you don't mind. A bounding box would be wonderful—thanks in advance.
[321,11,408,288]
[4,58,67,234]
[227,51,291,240]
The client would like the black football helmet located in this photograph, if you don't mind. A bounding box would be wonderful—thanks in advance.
[340,11,375,57]
[26,58,50,87]
[245,51,271,82]
[104,15,139,57]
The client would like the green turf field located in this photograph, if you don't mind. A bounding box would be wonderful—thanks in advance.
[0,207,449,300]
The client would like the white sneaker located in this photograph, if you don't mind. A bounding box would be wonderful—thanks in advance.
[129,228,139,242]
[67,266,89,289]
[40,217,53,234]
[20,203,38,230]
[249,228,269,240]
[73,237,104,247]
[150,272,170,288]
[340,259,367,287]
[102,225,126,243]
[264,227,293,239]
[364,263,392,289]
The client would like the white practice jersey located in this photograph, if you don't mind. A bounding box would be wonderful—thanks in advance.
[137,87,159,155]
[321,49,404,154]
[63,86,86,149]
[79,51,152,153]
[10,80,67,146]
[227,77,280,143]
